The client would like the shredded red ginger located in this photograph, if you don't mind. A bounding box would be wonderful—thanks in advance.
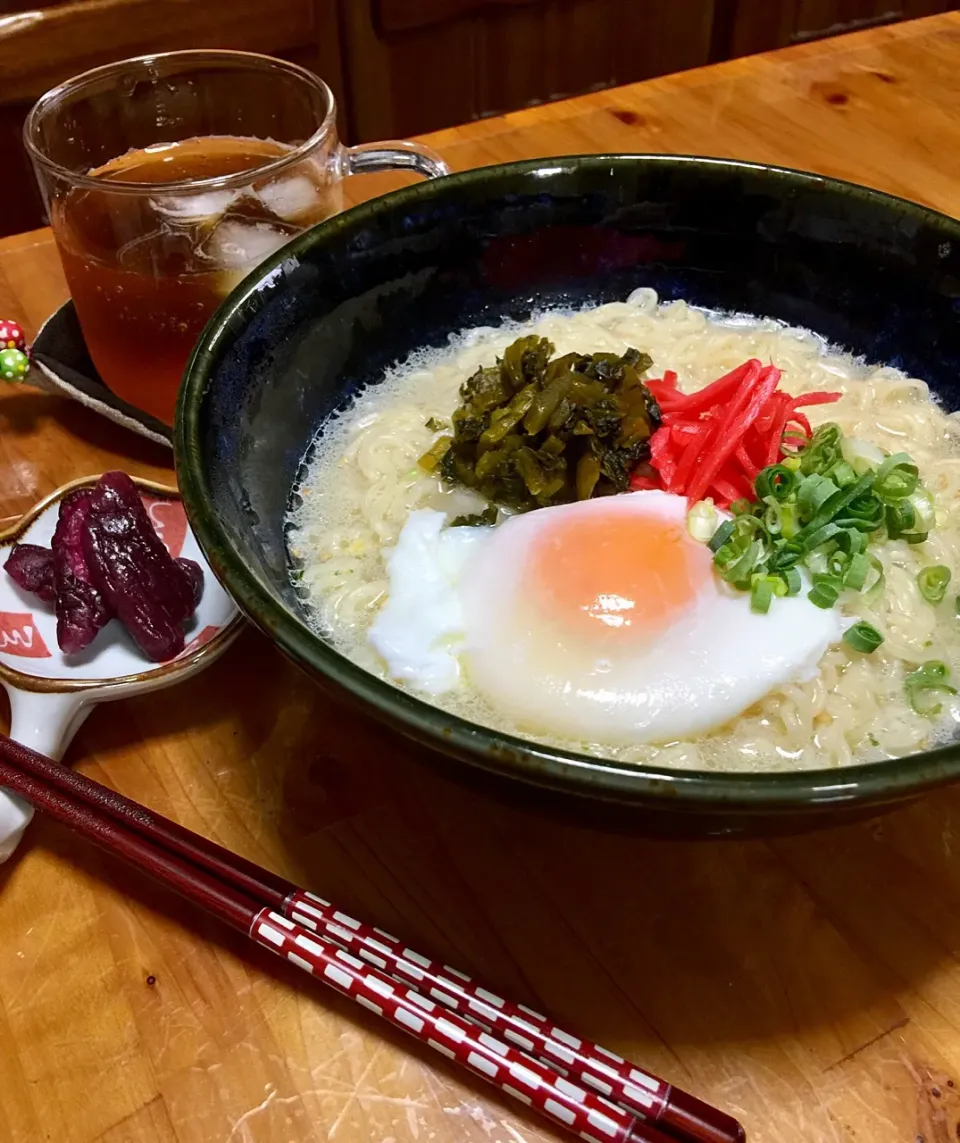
[629,359,842,508]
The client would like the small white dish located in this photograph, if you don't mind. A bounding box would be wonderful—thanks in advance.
[0,475,242,860]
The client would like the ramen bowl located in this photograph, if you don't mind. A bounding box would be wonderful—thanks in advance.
[175,155,960,835]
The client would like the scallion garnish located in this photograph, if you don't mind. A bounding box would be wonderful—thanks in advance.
[800,422,843,475]
[708,519,735,553]
[917,565,951,604]
[844,551,870,591]
[828,460,857,488]
[755,465,797,502]
[686,499,718,543]
[706,421,938,615]
[904,660,957,717]
[842,622,884,653]
[807,574,841,609]
[864,554,885,602]
[782,566,802,595]
[874,453,919,502]
[750,573,787,614]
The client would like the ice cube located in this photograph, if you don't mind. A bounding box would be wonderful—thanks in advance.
[202,218,292,270]
[150,189,241,223]
[254,175,320,222]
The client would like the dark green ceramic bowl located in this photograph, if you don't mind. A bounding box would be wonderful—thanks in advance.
[176,154,960,835]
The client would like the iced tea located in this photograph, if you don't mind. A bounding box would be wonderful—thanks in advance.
[53,136,337,425]
[27,51,447,428]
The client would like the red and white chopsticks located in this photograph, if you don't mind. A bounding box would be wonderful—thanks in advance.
[0,733,744,1143]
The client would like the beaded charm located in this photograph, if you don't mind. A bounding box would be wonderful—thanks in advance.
[0,320,26,353]
[0,348,28,382]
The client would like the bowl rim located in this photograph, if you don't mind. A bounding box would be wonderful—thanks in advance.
[175,152,960,813]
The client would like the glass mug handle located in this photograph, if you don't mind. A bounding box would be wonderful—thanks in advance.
[341,139,450,180]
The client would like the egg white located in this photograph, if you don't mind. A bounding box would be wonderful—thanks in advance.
[368,509,493,694]
[369,493,843,745]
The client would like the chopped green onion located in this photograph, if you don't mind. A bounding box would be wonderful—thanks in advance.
[800,423,844,476]
[802,522,844,552]
[782,566,802,595]
[841,435,885,475]
[708,520,735,553]
[750,574,777,614]
[755,465,797,502]
[826,549,849,580]
[769,540,804,571]
[796,472,876,546]
[886,504,906,540]
[917,565,951,604]
[808,575,841,609]
[828,460,857,488]
[837,492,885,533]
[843,622,884,653]
[779,500,800,540]
[874,452,919,502]
[761,497,784,536]
[719,539,764,586]
[797,473,838,519]
[886,495,929,543]
[906,488,935,533]
[803,548,829,576]
[844,552,870,591]
[751,581,772,613]
[686,499,718,544]
[904,660,957,717]
[705,424,936,617]
[836,528,868,556]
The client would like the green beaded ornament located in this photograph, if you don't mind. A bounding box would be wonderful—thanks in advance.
[0,347,28,382]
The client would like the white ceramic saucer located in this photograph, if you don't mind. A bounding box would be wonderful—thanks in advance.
[0,475,242,861]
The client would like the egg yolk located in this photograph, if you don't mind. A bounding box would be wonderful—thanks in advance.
[528,509,711,641]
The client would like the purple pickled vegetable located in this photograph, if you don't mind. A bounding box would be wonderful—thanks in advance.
[82,471,198,661]
[5,543,56,604]
[53,489,113,654]
[175,558,204,608]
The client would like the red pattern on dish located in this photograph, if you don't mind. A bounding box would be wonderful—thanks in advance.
[176,625,221,660]
[140,496,188,559]
[0,611,51,658]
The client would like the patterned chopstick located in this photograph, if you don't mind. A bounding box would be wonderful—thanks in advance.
[252,908,674,1143]
[0,732,744,1143]
[284,890,741,1143]
[0,740,673,1143]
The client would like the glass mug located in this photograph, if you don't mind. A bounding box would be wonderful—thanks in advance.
[24,50,449,426]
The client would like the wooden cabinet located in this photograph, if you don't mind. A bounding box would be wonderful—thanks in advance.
[339,0,717,141]
[715,0,957,57]
[332,0,960,141]
[1,0,959,237]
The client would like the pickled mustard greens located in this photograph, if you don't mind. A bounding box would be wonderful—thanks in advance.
[419,336,659,512]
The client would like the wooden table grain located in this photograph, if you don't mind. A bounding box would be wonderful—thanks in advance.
[2,14,960,1143]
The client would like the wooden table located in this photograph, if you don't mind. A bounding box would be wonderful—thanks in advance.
[3,14,960,1143]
